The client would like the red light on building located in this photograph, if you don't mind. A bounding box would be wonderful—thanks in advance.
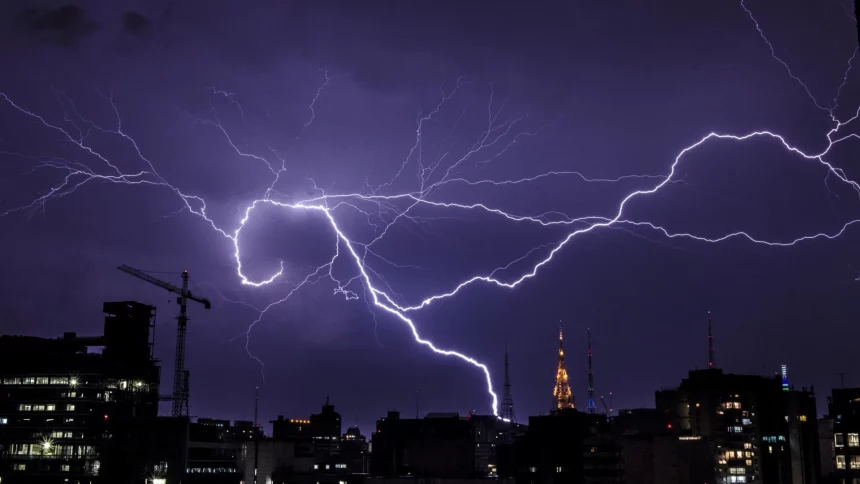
[104,414,109,420]
[666,423,672,429]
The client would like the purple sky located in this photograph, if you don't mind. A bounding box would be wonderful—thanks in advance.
[2,0,860,434]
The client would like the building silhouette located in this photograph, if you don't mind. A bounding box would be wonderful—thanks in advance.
[0,301,161,483]
[552,327,574,411]
[499,409,623,483]
[371,411,519,479]
[656,367,820,484]
[823,387,860,482]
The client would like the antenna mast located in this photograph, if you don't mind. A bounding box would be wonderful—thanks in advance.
[501,342,516,422]
[708,312,716,369]
[587,328,596,415]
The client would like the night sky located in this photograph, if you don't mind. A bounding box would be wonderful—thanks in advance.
[2,0,859,435]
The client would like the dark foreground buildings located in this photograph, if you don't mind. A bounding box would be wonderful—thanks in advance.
[0,301,163,484]
[657,367,820,484]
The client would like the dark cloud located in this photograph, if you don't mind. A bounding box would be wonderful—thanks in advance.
[16,4,98,46]
[123,11,153,39]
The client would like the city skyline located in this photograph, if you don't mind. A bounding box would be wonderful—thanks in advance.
[1,0,859,434]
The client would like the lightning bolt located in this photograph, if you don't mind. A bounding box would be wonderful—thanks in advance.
[1,2,858,419]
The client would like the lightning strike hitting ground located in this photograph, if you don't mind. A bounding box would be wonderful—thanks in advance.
[1,2,858,417]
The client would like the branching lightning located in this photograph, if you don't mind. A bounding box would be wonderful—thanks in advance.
[2,2,859,418]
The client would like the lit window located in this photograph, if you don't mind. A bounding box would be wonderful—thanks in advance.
[529,467,537,473]
[0,418,7,424]
[730,467,745,475]
[836,434,845,447]
[65,404,75,412]
[744,443,752,449]
[728,426,743,433]
[852,456,860,470]
[36,377,49,385]
[728,477,747,483]
[13,463,25,471]
[556,466,563,473]
[45,405,55,412]
[325,465,330,470]
[742,418,751,425]
[61,464,70,472]
[850,433,859,447]
[22,377,35,385]
[3,377,20,385]
[746,459,752,466]
[18,404,31,411]
[838,455,846,469]
[314,465,319,470]
[745,451,754,458]
[799,415,807,422]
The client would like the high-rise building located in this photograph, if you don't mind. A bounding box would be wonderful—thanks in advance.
[552,327,574,410]
[500,409,623,483]
[825,387,860,482]
[0,301,161,483]
[656,368,820,484]
[371,411,520,478]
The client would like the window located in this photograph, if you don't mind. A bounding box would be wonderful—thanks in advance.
[744,443,752,449]
[852,456,860,470]
[313,464,319,470]
[728,477,747,483]
[556,467,563,473]
[799,415,807,422]
[22,377,35,385]
[838,455,846,469]
[3,377,20,385]
[836,434,846,447]
[0,418,7,425]
[746,459,753,466]
[46,404,55,412]
[529,467,537,473]
[730,467,745,475]
[52,431,64,438]
[50,377,69,385]
[65,404,75,412]
[728,426,743,433]
[36,377,49,385]
[335,464,346,469]
[13,464,25,471]
[18,404,31,411]
[742,418,752,425]
[61,464,70,472]
[850,433,859,447]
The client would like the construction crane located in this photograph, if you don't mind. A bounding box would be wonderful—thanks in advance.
[118,265,211,417]
[600,395,611,418]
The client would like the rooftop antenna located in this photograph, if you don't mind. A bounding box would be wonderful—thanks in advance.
[253,386,259,484]
[708,311,716,369]
[587,328,596,415]
[501,341,516,422]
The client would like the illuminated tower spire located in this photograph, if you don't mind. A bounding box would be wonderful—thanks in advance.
[708,312,716,369]
[587,328,596,414]
[553,326,575,410]
[501,343,516,422]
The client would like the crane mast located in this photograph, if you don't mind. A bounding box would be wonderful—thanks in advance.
[118,265,211,417]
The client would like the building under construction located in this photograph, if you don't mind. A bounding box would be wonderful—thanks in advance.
[0,301,163,483]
